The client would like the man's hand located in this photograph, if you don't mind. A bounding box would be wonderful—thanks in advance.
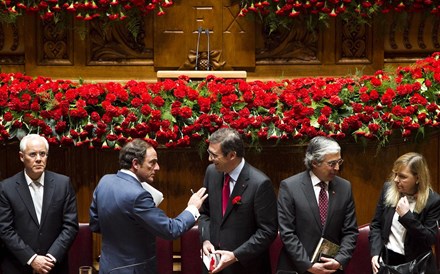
[307,257,338,274]
[202,240,215,256]
[31,255,55,274]
[188,187,208,209]
[371,255,380,274]
[210,250,237,273]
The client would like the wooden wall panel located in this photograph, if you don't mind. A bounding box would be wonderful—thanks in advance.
[1,136,439,231]
[4,8,438,80]
[1,135,440,258]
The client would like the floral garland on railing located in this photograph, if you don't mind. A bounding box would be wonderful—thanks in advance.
[0,0,436,24]
[0,0,173,22]
[239,0,438,19]
[1,53,440,150]
[238,0,439,33]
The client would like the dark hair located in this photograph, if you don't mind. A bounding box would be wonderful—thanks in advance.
[119,139,150,169]
[209,128,244,158]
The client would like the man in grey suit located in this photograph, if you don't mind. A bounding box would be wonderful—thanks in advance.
[199,127,278,274]
[89,138,207,274]
[277,136,358,274]
[0,134,79,274]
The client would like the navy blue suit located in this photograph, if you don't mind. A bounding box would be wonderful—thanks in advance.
[90,171,196,274]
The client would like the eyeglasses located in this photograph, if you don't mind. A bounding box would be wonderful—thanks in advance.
[207,149,221,159]
[27,151,48,158]
[325,158,343,168]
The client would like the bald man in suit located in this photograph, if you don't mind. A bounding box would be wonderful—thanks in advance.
[199,128,278,274]
[277,136,358,274]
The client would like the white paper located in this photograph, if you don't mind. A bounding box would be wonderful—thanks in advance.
[202,253,220,272]
[141,182,164,207]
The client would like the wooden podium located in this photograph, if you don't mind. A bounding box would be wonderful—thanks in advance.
[156,70,247,81]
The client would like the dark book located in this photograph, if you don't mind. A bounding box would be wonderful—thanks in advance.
[311,237,340,263]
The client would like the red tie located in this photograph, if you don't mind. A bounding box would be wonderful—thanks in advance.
[222,174,230,216]
[318,182,328,226]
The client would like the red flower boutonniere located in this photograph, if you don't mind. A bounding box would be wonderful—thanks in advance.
[232,196,242,205]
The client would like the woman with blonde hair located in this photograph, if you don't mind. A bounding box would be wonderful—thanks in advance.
[369,152,440,273]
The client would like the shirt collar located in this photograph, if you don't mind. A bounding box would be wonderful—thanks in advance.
[309,171,327,187]
[24,170,45,187]
[227,158,245,182]
[120,169,141,183]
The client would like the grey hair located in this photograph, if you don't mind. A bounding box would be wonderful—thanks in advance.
[209,127,244,158]
[304,136,341,169]
[20,134,49,152]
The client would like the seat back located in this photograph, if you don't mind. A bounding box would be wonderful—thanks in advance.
[68,223,93,274]
[345,224,372,274]
[180,225,202,274]
[435,224,440,270]
[156,237,174,274]
[269,232,283,274]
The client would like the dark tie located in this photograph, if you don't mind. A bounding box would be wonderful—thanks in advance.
[222,174,230,216]
[318,182,328,226]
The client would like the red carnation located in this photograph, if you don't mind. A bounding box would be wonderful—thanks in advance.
[232,196,242,205]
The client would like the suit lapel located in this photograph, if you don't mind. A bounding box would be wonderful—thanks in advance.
[326,180,337,229]
[221,163,249,224]
[15,172,39,226]
[40,173,55,227]
[301,173,322,230]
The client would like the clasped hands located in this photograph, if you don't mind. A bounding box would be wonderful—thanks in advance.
[31,255,55,274]
[202,240,237,273]
[308,257,341,274]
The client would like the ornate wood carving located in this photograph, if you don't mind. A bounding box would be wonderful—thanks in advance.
[37,19,73,65]
[1,9,440,79]
[255,22,319,64]
[384,13,440,60]
[87,18,153,65]
[0,20,25,65]
[341,20,367,58]
[433,19,440,49]
[154,0,254,70]
[180,50,226,70]
[335,17,373,64]
[403,15,412,50]
[418,15,427,50]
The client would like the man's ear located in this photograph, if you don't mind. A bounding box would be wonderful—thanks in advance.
[132,158,140,170]
[19,151,24,163]
[228,151,237,160]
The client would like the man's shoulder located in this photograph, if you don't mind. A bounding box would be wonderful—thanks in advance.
[2,171,24,183]
[332,176,351,187]
[282,171,309,183]
[245,162,269,179]
[45,170,69,180]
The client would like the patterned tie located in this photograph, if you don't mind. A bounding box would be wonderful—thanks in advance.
[222,174,230,216]
[31,181,43,224]
[318,182,328,227]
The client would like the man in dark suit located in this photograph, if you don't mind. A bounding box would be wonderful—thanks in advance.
[89,138,207,274]
[277,136,358,274]
[198,127,278,274]
[0,134,79,274]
